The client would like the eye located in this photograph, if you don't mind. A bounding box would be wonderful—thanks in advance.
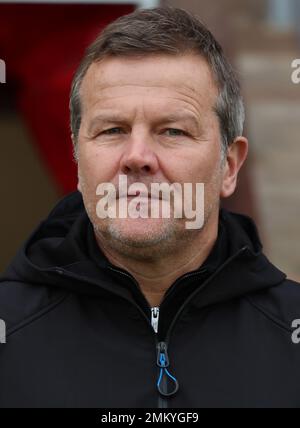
[165,128,188,137]
[102,127,123,135]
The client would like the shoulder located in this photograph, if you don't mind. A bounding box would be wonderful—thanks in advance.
[246,278,300,331]
[0,278,68,336]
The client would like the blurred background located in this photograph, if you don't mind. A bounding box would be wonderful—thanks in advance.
[0,0,299,279]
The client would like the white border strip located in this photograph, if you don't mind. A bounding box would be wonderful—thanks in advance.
[0,0,160,8]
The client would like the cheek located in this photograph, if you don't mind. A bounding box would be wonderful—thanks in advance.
[179,150,223,207]
[78,147,118,190]
[174,148,221,185]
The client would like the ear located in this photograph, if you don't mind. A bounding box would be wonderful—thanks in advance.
[220,136,248,198]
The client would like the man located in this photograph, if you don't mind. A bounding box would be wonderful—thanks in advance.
[0,7,300,409]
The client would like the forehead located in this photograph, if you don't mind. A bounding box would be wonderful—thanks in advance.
[80,53,218,112]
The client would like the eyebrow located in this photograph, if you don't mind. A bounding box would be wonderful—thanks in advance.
[88,112,129,128]
[163,112,201,129]
[87,110,201,132]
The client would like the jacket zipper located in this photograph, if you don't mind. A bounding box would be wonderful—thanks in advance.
[150,309,178,407]
[151,307,160,334]
[150,308,166,407]
[54,245,248,408]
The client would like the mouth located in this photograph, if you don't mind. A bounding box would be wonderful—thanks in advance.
[118,190,162,200]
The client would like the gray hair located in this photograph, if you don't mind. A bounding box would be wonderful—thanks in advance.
[70,6,245,159]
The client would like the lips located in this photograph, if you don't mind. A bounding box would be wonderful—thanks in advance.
[127,191,149,198]
[117,190,162,200]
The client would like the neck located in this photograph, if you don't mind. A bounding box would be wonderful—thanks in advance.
[95,214,219,307]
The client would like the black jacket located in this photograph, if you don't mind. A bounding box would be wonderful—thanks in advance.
[1,191,300,408]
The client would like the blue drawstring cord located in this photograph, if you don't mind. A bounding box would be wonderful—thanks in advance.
[157,351,179,396]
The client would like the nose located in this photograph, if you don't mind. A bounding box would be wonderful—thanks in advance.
[119,131,159,176]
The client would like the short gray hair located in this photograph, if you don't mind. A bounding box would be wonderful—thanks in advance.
[70,6,245,158]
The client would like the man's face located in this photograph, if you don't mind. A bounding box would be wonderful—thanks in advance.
[76,53,226,257]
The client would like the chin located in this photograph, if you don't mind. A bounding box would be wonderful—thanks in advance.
[106,217,177,246]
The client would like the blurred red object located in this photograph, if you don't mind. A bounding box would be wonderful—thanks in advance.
[0,4,135,194]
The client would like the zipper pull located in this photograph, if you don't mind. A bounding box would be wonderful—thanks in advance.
[156,342,179,397]
[151,307,160,334]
